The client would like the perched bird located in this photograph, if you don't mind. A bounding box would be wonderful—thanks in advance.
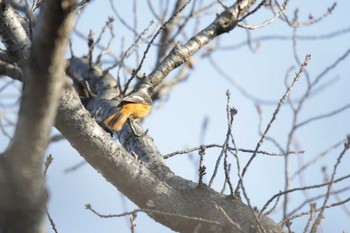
[104,87,152,132]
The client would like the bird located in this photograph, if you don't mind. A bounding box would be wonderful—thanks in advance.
[104,87,152,132]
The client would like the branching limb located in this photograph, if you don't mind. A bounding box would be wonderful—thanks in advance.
[145,0,257,88]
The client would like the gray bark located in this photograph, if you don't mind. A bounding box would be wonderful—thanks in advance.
[0,1,76,232]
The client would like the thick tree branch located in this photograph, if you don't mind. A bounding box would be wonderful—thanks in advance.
[145,0,256,88]
[0,60,22,81]
[66,57,122,126]
[55,87,286,233]
[0,3,30,67]
[0,0,76,232]
[67,57,119,99]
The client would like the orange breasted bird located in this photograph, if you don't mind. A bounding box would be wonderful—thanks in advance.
[104,87,152,132]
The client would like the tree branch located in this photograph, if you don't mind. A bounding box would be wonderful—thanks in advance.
[0,60,22,81]
[54,85,286,232]
[0,3,30,67]
[145,0,257,88]
[0,0,76,232]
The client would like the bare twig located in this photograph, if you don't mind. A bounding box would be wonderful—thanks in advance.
[281,197,350,225]
[197,146,206,187]
[87,30,94,68]
[260,173,350,215]
[238,0,266,22]
[272,1,336,28]
[255,104,285,154]
[46,208,59,233]
[109,0,138,35]
[288,186,350,217]
[127,0,191,91]
[43,154,58,233]
[85,204,222,227]
[64,160,87,173]
[43,154,54,177]
[310,136,350,233]
[264,191,281,216]
[130,212,137,233]
[208,90,236,197]
[303,203,316,233]
[238,0,287,30]
[218,26,350,52]
[113,21,154,93]
[312,48,350,88]
[220,163,231,194]
[295,103,350,130]
[236,54,311,193]
[95,17,115,64]
[164,143,303,159]
[213,203,245,233]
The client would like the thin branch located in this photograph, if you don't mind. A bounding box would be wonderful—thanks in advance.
[238,0,266,22]
[85,204,223,227]
[264,191,281,216]
[109,0,138,35]
[208,91,234,193]
[288,186,350,217]
[197,146,206,187]
[164,143,303,159]
[310,136,350,233]
[312,48,350,88]
[43,154,59,233]
[260,173,350,215]
[219,27,350,51]
[213,204,245,233]
[112,21,154,93]
[128,0,191,89]
[95,17,115,64]
[208,54,280,105]
[236,54,311,192]
[129,212,137,233]
[303,203,316,233]
[46,209,59,233]
[43,154,54,177]
[73,28,120,61]
[295,103,350,130]
[223,94,235,196]
[281,197,350,225]
[64,160,87,173]
[291,140,344,179]
[238,0,287,30]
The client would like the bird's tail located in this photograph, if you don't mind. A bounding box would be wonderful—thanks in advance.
[104,112,129,131]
